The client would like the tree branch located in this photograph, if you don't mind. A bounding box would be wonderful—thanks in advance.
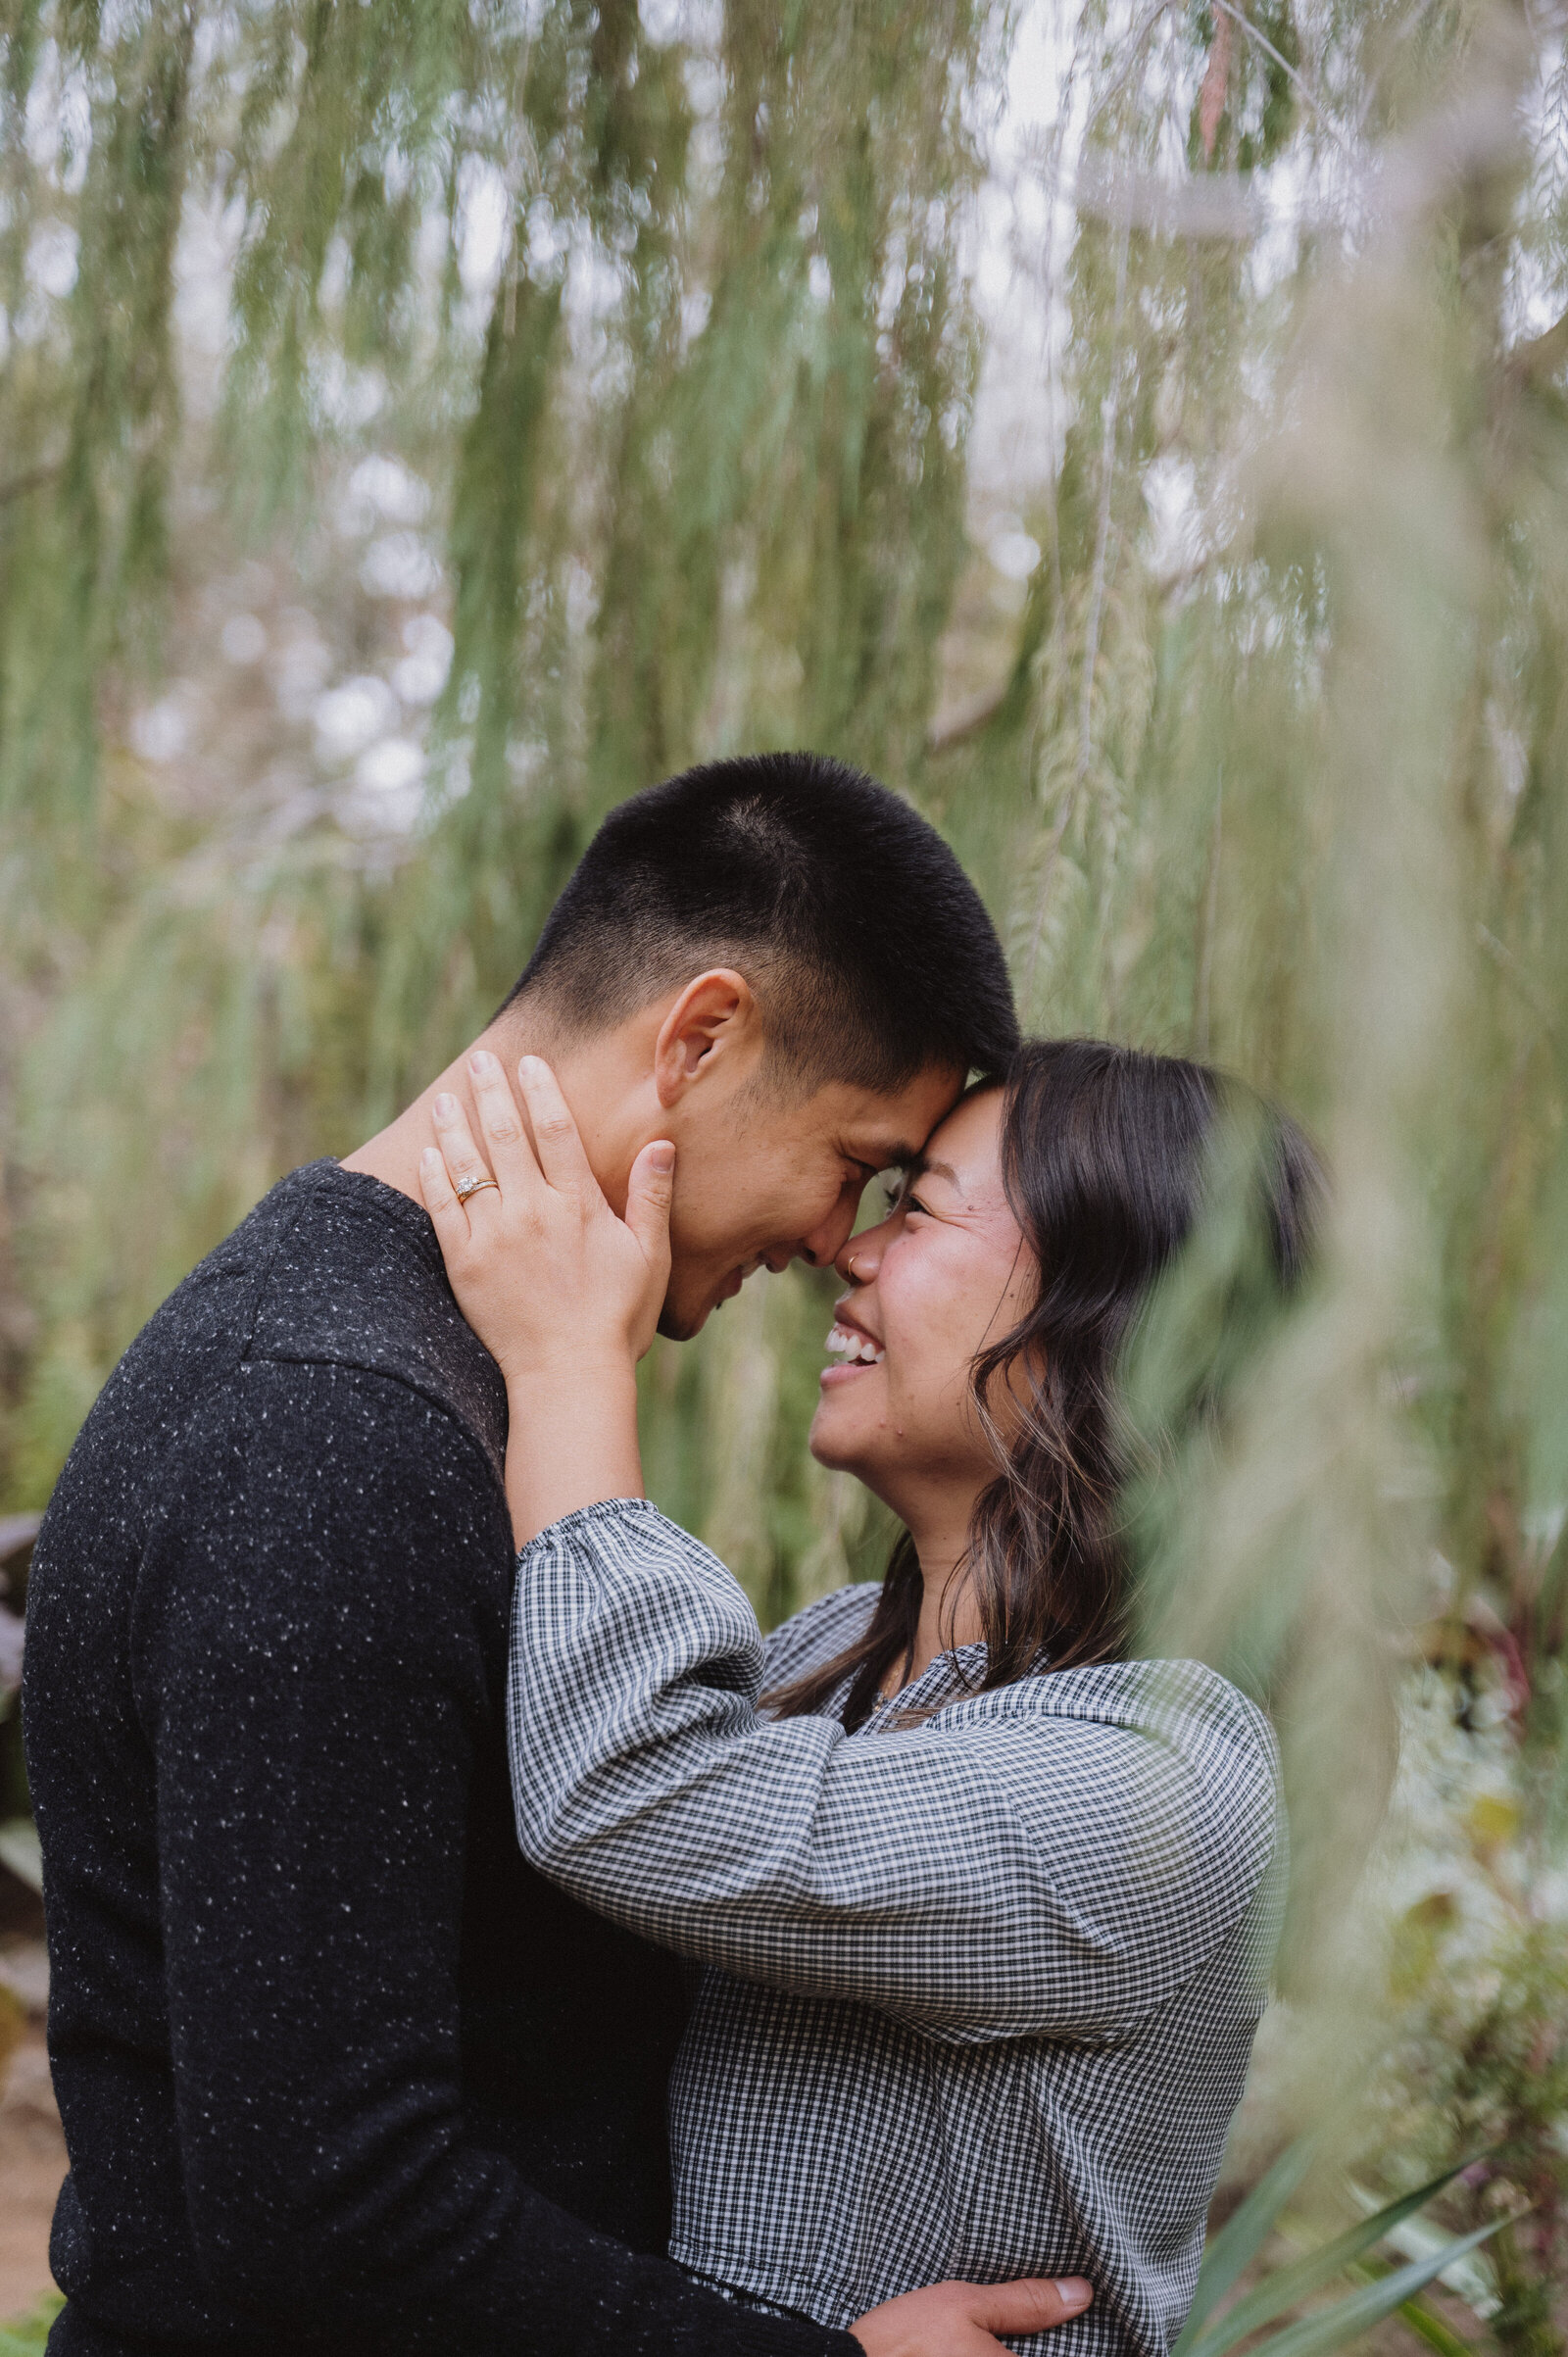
[1208,0,1354,158]
[0,463,61,508]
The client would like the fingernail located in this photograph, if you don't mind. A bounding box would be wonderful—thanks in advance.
[649,1143,675,1173]
[517,1054,543,1076]
[468,1050,492,1077]
[1054,2281,1092,2312]
[419,1147,441,1169]
[433,1092,458,1121]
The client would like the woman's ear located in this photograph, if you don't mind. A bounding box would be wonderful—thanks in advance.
[653,969,762,1108]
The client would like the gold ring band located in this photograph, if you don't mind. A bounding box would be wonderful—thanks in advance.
[455,1174,499,1204]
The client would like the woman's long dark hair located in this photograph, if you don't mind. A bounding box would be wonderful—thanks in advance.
[768,1038,1321,1731]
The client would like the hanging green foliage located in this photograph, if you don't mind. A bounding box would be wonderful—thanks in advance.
[6,3,1568,2330]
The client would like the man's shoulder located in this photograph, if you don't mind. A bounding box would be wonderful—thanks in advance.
[27,1170,517,1716]
[236,1160,506,1474]
[40,1161,506,1557]
[125,1158,505,1482]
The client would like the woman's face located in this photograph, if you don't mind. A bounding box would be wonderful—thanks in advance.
[808,1088,1035,1523]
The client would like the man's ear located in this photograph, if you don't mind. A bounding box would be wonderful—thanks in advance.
[653,969,761,1108]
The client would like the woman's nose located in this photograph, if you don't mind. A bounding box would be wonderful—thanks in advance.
[834,1229,882,1286]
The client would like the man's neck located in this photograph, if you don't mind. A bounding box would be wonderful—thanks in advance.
[340,1017,652,1218]
[340,1032,504,1205]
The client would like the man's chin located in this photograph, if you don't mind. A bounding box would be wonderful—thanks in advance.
[657,1295,710,1344]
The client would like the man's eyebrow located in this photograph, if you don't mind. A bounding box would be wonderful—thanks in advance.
[904,1155,959,1188]
[851,1143,921,1174]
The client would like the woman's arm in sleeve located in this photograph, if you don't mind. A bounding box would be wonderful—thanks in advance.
[507,1500,1282,2044]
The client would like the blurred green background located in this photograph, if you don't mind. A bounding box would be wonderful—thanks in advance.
[5,0,1568,2344]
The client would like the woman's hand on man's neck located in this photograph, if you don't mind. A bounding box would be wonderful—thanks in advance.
[340,1016,643,1217]
[342,1021,538,1203]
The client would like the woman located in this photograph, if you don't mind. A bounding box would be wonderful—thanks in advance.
[417,1039,1314,2357]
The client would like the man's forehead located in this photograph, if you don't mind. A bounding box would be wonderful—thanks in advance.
[839,1065,966,1164]
[848,1132,923,1171]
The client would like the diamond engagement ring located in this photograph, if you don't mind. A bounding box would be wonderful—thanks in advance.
[454,1174,499,1204]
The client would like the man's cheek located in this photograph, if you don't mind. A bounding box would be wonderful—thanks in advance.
[663,1189,708,1260]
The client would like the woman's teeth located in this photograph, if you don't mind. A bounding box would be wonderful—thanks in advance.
[826,1324,884,1365]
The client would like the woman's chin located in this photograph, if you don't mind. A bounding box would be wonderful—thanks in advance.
[808,1397,876,1480]
[808,1395,848,1458]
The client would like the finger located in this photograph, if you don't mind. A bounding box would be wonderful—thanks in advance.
[430,1090,498,1209]
[417,1145,472,1261]
[465,1048,546,1195]
[963,2278,1093,2337]
[515,1056,600,1200]
[623,1140,675,1278]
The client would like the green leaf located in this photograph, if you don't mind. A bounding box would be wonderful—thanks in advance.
[1174,2137,1319,2354]
[1227,2221,1504,2357]
[1182,2159,1478,2357]
[1389,2296,1480,2357]
[1341,2255,1484,2357]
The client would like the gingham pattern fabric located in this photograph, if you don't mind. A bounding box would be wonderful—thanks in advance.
[508,1500,1285,2357]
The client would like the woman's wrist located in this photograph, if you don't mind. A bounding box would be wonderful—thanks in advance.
[497,1335,639,1396]
[502,1356,645,1547]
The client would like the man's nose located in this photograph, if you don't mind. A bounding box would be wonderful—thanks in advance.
[796,1192,861,1273]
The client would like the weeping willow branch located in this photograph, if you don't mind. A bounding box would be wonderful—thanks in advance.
[7,20,1568,2306]
[0,465,60,507]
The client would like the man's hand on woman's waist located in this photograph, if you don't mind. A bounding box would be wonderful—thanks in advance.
[853,2275,1094,2355]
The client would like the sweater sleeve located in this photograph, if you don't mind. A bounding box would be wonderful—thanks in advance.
[508,1500,1282,2045]
[134,1365,856,2357]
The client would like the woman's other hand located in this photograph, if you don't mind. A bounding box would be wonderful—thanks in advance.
[852,2275,1093,2356]
[418,1051,674,1543]
[419,1051,674,1384]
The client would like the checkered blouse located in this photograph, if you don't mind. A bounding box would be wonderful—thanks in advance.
[508,1500,1285,2357]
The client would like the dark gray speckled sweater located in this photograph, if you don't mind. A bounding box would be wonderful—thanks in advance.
[24,1160,857,2357]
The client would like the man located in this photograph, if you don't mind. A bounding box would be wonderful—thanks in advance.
[24,754,1091,2357]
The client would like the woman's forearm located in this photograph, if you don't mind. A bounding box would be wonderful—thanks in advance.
[508,1499,1283,2039]
[502,1359,645,1547]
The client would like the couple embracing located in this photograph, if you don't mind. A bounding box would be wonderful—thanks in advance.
[25,754,1308,2357]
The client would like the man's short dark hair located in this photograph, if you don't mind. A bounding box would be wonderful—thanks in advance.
[504,752,1019,1093]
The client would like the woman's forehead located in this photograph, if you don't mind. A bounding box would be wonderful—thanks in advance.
[914,1086,1004,1201]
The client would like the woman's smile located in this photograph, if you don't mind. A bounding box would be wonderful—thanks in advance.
[822,1305,885,1381]
[808,1089,1032,1519]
